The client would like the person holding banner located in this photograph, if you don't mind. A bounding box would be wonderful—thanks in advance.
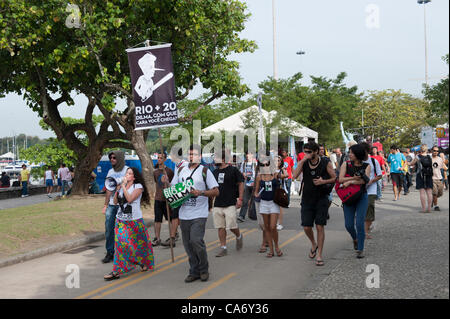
[153,152,176,247]
[169,145,219,283]
[104,167,154,281]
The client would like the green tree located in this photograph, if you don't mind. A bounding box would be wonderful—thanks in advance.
[358,90,427,147]
[0,0,256,194]
[423,54,449,126]
[257,72,361,148]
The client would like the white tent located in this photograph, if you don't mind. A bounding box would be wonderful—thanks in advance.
[202,105,318,142]
[0,152,14,159]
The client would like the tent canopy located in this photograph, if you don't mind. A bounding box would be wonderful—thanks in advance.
[202,105,318,141]
[0,152,14,159]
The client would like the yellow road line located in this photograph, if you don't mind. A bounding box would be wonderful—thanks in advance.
[75,229,249,300]
[279,231,305,249]
[87,228,258,299]
[188,273,237,299]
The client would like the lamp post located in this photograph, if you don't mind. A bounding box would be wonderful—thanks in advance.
[418,0,431,86]
[272,0,278,80]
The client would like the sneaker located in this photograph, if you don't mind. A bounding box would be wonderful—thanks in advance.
[237,216,245,223]
[277,224,284,231]
[215,247,227,257]
[200,272,209,282]
[21,195,25,198]
[236,235,243,251]
[161,237,176,247]
[434,206,440,211]
[184,275,200,283]
[175,232,180,241]
[356,250,365,259]
[102,253,114,263]
[152,238,161,246]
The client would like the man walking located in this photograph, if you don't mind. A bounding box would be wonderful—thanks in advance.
[387,145,406,201]
[101,151,128,263]
[402,149,413,195]
[280,149,294,205]
[431,146,447,211]
[19,164,30,197]
[171,145,219,283]
[59,163,71,197]
[238,151,257,222]
[212,149,244,257]
[293,142,336,266]
[153,152,177,247]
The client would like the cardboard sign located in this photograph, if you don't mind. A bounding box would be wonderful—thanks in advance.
[163,179,195,208]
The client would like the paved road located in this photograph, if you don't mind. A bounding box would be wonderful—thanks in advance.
[0,191,60,210]
[0,187,448,299]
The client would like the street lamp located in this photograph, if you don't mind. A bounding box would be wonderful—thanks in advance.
[272,0,278,80]
[418,0,431,86]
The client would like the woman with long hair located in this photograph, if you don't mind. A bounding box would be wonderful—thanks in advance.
[254,155,283,258]
[338,144,371,259]
[104,167,154,280]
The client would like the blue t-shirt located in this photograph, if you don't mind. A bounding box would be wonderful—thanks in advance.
[387,152,406,174]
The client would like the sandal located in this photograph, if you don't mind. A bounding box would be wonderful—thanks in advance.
[276,249,283,257]
[266,252,274,258]
[140,265,149,272]
[309,246,318,259]
[104,272,120,281]
[259,247,267,253]
[316,259,324,266]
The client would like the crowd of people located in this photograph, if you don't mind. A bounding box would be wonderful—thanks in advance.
[99,141,448,283]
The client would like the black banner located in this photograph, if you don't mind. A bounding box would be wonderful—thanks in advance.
[126,44,178,130]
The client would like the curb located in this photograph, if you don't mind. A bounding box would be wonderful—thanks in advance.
[0,220,154,269]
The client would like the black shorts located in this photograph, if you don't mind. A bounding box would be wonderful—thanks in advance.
[390,173,404,188]
[154,200,179,222]
[301,197,329,227]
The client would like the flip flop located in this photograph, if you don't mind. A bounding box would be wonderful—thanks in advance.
[309,246,318,259]
[266,252,274,258]
[316,259,324,266]
[259,247,267,253]
[140,265,149,272]
[104,272,120,281]
[276,249,283,257]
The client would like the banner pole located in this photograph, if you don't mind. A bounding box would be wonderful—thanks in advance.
[159,127,175,263]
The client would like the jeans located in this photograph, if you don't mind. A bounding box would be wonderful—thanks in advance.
[376,179,382,199]
[180,218,209,276]
[105,205,119,255]
[285,178,292,204]
[21,181,28,196]
[403,173,412,193]
[61,180,69,196]
[343,192,368,251]
[239,186,256,219]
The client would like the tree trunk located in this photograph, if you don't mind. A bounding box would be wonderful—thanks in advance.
[72,150,103,195]
[131,129,156,199]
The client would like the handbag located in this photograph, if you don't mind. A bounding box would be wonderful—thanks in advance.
[335,161,365,206]
[274,176,289,208]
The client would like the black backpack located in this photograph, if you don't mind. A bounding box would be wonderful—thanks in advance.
[419,155,433,177]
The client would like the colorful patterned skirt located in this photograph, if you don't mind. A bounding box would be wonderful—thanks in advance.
[112,218,154,274]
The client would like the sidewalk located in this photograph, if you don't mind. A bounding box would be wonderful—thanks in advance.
[304,190,449,299]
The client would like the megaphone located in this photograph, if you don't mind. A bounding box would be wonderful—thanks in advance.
[105,177,123,192]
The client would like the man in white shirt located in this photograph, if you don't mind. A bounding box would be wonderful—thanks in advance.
[101,151,128,263]
[169,145,219,283]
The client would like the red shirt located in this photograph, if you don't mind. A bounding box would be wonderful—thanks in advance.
[283,156,294,179]
[297,152,305,162]
[371,155,386,175]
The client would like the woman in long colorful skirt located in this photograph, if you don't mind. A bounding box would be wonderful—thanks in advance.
[104,167,154,281]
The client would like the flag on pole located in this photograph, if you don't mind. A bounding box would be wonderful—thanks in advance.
[126,44,178,130]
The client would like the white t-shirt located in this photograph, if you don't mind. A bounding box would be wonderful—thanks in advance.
[364,158,382,196]
[45,170,53,180]
[106,166,129,206]
[171,165,219,220]
[60,167,72,181]
[116,183,143,221]
[330,153,337,170]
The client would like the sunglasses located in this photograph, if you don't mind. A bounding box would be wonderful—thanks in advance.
[304,150,313,154]
[110,156,116,160]
[260,163,270,167]
[433,150,439,152]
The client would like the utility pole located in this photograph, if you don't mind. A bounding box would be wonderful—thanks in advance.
[272,0,278,80]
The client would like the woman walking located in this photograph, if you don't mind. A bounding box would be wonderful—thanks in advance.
[338,144,371,259]
[254,155,282,258]
[409,145,433,213]
[104,167,154,281]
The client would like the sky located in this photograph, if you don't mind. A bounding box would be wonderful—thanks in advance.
[0,0,448,140]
